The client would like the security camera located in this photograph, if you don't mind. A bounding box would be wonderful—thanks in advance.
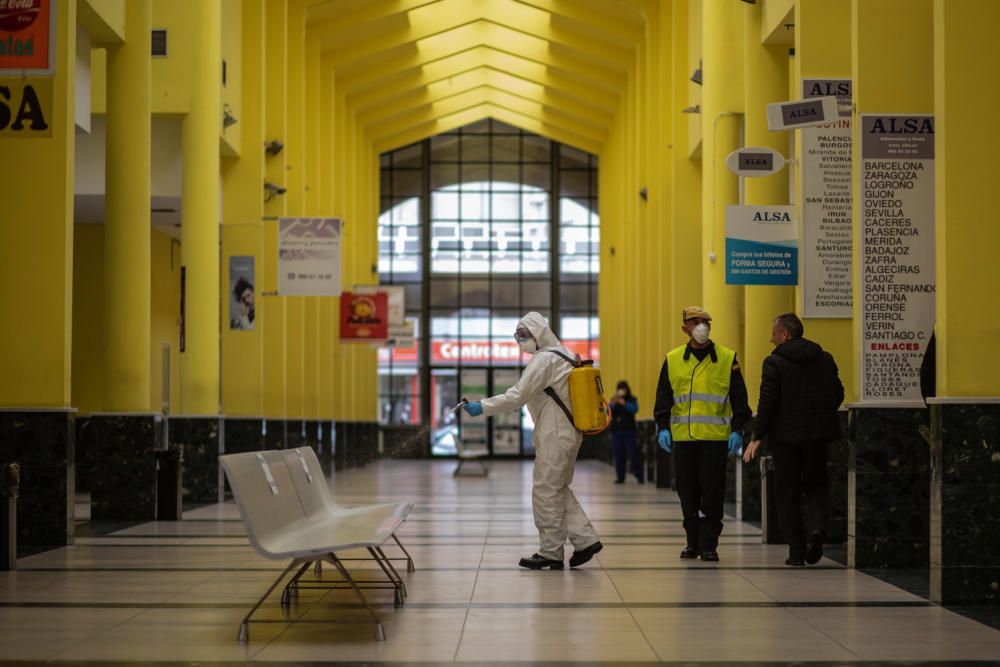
[263,181,287,202]
[264,140,284,156]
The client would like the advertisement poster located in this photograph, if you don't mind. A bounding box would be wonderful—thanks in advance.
[0,0,55,74]
[228,256,255,331]
[340,291,388,342]
[277,218,341,296]
[801,78,853,316]
[859,114,935,404]
[0,77,51,136]
[725,205,798,285]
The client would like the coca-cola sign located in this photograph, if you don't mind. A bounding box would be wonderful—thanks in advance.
[0,0,53,74]
[0,0,40,32]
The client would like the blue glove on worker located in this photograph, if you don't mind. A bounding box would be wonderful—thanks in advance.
[728,432,743,457]
[657,429,672,453]
[462,401,483,417]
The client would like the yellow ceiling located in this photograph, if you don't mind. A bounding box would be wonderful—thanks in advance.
[304,0,647,153]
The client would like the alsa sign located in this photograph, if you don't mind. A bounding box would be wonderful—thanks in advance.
[0,77,51,136]
[0,0,55,74]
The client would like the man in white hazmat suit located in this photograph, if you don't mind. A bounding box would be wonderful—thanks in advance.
[463,312,603,570]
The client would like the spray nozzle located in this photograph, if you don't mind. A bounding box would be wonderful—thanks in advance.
[449,398,470,414]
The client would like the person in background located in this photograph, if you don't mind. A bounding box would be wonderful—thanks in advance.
[653,306,752,562]
[610,381,643,484]
[743,312,844,567]
[462,312,603,570]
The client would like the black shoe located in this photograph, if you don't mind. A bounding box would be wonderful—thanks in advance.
[569,541,604,568]
[805,531,824,565]
[636,479,645,484]
[680,547,699,559]
[613,479,625,484]
[785,557,806,567]
[700,551,720,562]
[518,553,564,570]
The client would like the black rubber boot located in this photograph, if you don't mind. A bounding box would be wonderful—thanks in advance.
[518,553,564,570]
[680,547,699,559]
[569,541,604,568]
[805,531,824,565]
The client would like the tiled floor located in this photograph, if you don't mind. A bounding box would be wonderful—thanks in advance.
[3,459,1000,664]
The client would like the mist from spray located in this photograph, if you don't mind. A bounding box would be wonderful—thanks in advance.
[378,398,469,460]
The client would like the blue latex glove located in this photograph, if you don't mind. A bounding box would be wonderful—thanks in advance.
[462,401,483,417]
[728,432,743,457]
[657,430,672,453]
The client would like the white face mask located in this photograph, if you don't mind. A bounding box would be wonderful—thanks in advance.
[691,323,710,344]
[517,338,538,354]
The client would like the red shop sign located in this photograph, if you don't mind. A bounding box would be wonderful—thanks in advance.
[340,292,388,341]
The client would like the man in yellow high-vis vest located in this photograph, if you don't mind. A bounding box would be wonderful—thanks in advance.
[653,306,752,561]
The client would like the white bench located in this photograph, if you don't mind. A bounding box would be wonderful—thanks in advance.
[220,447,415,642]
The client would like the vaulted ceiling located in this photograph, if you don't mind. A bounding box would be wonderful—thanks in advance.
[305,0,648,154]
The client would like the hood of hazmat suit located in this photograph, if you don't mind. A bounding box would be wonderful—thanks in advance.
[480,311,599,560]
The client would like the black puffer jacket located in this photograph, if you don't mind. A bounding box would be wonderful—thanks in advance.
[751,337,844,444]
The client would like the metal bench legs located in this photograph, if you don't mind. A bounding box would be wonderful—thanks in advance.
[238,560,299,642]
[327,553,386,641]
[392,533,416,573]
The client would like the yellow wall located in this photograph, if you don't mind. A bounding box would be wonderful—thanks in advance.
[72,227,180,415]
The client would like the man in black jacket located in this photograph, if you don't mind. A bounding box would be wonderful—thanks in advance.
[743,313,844,566]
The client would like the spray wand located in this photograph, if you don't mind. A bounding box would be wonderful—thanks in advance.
[449,398,470,415]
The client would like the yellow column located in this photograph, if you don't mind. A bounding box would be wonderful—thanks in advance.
[262,0,288,422]
[220,0,266,416]
[796,0,855,401]
[742,1,793,407]
[933,0,1000,396]
[104,0,152,411]
[285,0,305,421]
[701,0,745,357]
[851,0,934,396]
[0,0,76,407]
[669,0,703,348]
[179,0,222,415]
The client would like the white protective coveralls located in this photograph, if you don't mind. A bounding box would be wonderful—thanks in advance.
[480,312,600,560]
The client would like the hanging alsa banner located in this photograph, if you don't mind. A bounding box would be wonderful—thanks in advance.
[277,218,342,296]
[0,0,55,74]
[725,205,798,285]
[801,78,853,317]
[859,114,935,404]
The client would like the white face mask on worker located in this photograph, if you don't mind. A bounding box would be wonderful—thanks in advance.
[691,323,710,344]
[517,338,538,354]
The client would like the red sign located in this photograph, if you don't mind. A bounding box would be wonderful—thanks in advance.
[340,292,389,342]
[0,0,53,73]
[379,339,600,366]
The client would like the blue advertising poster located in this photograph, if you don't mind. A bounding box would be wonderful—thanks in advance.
[725,205,798,285]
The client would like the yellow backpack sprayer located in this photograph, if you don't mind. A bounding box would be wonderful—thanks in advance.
[543,350,611,435]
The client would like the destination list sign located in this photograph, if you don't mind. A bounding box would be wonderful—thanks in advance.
[859,114,935,403]
[802,79,853,317]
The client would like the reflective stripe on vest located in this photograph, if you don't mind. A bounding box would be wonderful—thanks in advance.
[666,343,735,441]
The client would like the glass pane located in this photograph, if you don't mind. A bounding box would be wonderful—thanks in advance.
[430,368,459,454]
[430,278,458,306]
[461,135,488,162]
[393,170,421,197]
[559,282,590,311]
[431,162,458,189]
[464,118,491,134]
[492,163,520,188]
[460,163,489,188]
[459,368,489,454]
[431,134,459,161]
[560,144,589,168]
[523,192,549,221]
[522,278,550,308]
[491,134,519,162]
[432,191,459,220]
[490,191,520,220]
[461,279,490,307]
[523,135,551,162]
[560,169,589,200]
[491,278,520,309]
[491,368,522,455]
[393,143,423,168]
[523,163,550,191]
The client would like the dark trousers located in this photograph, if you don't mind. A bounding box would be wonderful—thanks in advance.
[612,430,643,482]
[771,439,829,551]
[672,440,728,551]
